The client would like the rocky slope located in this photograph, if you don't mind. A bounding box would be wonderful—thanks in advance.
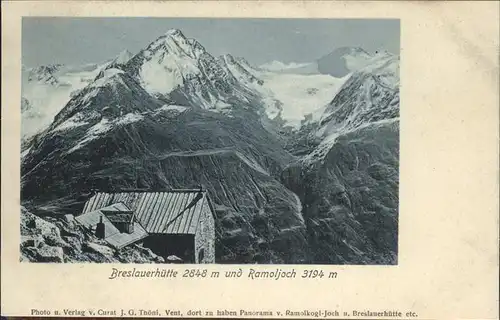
[282,53,400,264]
[282,121,399,264]
[22,102,307,263]
[21,29,399,264]
[21,206,165,263]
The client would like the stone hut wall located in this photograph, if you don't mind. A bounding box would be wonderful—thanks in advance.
[194,199,215,263]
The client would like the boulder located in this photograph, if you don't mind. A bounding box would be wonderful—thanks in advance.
[35,218,61,238]
[21,235,43,248]
[166,255,183,263]
[36,244,64,263]
[116,244,165,263]
[85,242,115,257]
[63,214,76,226]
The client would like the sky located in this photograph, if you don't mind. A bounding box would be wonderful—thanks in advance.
[22,18,399,68]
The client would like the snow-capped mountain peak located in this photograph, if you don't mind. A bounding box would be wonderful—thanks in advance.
[123,29,214,97]
[144,29,206,60]
[164,28,183,37]
[26,64,63,84]
[219,54,261,83]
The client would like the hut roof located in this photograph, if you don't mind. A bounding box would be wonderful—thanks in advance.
[82,189,213,235]
[75,202,148,249]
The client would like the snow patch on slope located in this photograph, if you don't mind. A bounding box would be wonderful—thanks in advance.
[68,113,144,153]
[139,59,185,94]
[156,104,189,114]
[91,68,125,88]
[54,114,89,132]
[303,118,399,164]
[291,192,304,223]
[21,147,31,160]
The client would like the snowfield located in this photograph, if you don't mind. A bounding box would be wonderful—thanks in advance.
[259,60,311,71]
[22,61,112,139]
[258,71,349,129]
[22,83,77,138]
[21,49,139,140]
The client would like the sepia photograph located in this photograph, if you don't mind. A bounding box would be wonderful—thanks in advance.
[20,17,400,265]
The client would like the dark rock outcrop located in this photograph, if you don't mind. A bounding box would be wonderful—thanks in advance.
[283,121,399,264]
[20,206,165,263]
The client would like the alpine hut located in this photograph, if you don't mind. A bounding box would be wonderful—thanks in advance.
[76,188,216,263]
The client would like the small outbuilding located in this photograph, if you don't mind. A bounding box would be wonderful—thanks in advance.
[76,188,216,263]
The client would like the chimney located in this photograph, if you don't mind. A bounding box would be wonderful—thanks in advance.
[95,215,105,239]
[127,215,134,234]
